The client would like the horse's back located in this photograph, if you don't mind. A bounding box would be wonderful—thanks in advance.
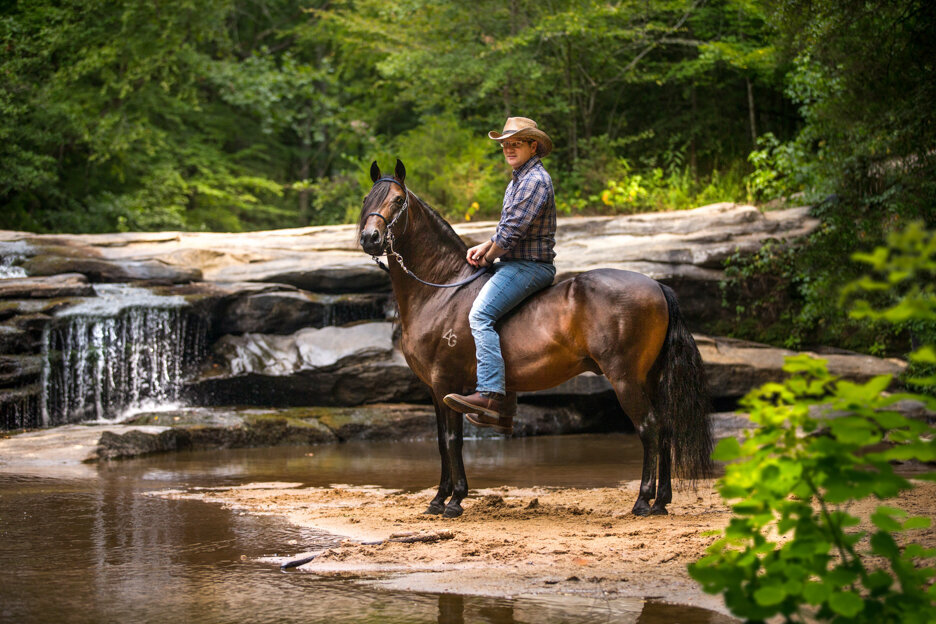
[508,267,666,322]
[498,268,669,390]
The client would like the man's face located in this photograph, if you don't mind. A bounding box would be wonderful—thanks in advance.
[501,139,537,170]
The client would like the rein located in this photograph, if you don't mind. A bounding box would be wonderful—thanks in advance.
[366,177,490,289]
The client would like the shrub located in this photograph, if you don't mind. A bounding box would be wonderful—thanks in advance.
[691,222,936,622]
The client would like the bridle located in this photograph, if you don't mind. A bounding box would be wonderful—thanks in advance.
[365,176,410,241]
[364,177,489,289]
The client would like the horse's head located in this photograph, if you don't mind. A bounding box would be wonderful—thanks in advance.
[359,159,408,256]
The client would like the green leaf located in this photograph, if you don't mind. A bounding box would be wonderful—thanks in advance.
[828,591,864,617]
[871,531,900,558]
[712,437,742,461]
[871,508,905,532]
[753,585,787,606]
[903,517,931,530]
[802,581,830,604]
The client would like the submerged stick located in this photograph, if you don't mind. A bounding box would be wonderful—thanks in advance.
[280,553,319,570]
[280,530,454,570]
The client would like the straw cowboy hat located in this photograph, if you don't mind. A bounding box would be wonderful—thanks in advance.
[488,117,553,157]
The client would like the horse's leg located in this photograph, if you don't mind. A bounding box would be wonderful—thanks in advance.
[425,393,453,515]
[651,430,672,515]
[610,377,658,516]
[442,406,468,518]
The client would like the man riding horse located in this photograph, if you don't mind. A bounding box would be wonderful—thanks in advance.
[358,119,712,517]
[444,117,557,435]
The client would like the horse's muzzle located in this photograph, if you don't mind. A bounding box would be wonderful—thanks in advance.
[360,228,384,256]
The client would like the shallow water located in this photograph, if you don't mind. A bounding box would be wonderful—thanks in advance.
[0,434,731,623]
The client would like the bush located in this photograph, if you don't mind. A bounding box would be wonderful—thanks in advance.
[691,223,936,622]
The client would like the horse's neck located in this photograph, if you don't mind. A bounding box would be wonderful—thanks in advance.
[387,195,473,317]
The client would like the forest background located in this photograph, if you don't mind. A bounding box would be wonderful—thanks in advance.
[1,0,934,361]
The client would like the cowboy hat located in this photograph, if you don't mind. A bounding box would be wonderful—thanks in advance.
[488,117,553,157]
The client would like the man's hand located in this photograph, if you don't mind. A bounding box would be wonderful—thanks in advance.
[467,239,507,267]
[466,240,493,267]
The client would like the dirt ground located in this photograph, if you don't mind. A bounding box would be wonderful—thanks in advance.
[156,479,936,617]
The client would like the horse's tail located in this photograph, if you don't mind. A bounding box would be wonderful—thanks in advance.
[655,283,714,480]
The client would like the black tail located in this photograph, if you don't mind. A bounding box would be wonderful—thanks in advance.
[655,283,714,480]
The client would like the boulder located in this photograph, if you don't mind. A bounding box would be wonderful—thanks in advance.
[216,290,389,335]
[0,355,43,389]
[0,274,95,299]
[191,322,907,414]
[696,335,907,397]
[0,325,37,354]
[211,322,396,376]
[22,256,201,284]
[2,202,818,308]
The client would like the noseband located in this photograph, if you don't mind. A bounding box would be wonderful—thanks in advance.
[364,177,489,289]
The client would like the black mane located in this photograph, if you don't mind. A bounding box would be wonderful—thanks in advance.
[411,192,469,254]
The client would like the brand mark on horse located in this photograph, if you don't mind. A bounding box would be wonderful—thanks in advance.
[442,328,457,347]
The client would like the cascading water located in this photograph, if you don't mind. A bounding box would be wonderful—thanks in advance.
[39,284,207,426]
[0,241,29,278]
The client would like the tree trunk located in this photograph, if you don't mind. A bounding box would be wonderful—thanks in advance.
[746,76,757,146]
[690,83,698,179]
[298,107,312,221]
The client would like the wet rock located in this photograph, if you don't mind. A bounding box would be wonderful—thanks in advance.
[189,322,429,407]
[0,274,95,299]
[216,291,389,335]
[696,335,906,398]
[0,325,37,354]
[212,256,392,294]
[0,355,43,389]
[188,353,431,407]
[0,383,41,430]
[123,407,338,449]
[308,404,437,441]
[210,322,395,376]
[96,429,191,460]
[2,202,818,312]
[709,412,754,440]
[22,255,201,284]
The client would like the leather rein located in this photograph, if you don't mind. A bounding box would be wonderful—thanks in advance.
[365,177,489,289]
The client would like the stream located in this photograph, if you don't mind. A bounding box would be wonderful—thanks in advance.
[0,434,731,623]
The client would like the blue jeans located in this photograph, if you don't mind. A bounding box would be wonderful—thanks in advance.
[469,259,556,396]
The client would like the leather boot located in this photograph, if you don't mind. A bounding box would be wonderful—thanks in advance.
[443,392,513,435]
[443,391,503,417]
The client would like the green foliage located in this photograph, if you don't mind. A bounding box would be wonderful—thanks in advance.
[692,222,936,622]
[1,0,791,233]
[691,355,936,622]
[745,132,816,203]
[843,223,936,392]
[390,116,505,221]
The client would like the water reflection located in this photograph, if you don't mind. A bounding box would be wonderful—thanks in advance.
[118,433,647,491]
[0,436,732,623]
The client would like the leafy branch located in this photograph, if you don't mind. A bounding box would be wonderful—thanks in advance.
[691,223,936,623]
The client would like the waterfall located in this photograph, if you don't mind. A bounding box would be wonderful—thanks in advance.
[0,241,29,279]
[39,285,207,426]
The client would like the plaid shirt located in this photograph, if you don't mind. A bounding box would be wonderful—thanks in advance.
[492,156,557,263]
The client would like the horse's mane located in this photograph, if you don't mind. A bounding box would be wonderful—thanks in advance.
[411,192,469,254]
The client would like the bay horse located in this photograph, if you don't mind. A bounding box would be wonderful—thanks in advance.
[359,159,713,518]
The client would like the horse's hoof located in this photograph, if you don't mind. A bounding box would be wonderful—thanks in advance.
[631,502,651,517]
[443,504,463,518]
[424,502,445,515]
[650,505,669,516]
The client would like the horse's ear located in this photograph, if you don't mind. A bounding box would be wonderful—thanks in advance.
[370,161,381,183]
[394,159,406,184]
